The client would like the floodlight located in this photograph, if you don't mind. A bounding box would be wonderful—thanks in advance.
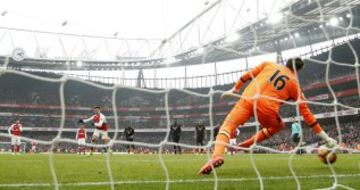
[225,33,240,43]
[76,61,83,67]
[329,17,339,26]
[165,57,177,64]
[267,13,283,24]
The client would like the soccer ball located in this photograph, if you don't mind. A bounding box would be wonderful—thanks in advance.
[317,147,337,164]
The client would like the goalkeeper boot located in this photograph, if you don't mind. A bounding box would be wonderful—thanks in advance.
[198,156,224,175]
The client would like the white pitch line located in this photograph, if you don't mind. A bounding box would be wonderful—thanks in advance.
[0,173,359,188]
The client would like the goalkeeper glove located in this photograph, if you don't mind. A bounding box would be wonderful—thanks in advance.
[78,119,84,124]
[317,131,337,148]
[221,88,237,100]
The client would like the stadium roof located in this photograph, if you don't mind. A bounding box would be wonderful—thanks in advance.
[2,0,360,70]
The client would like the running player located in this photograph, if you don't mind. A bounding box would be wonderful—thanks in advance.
[76,123,87,155]
[124,125,135,153]
[194,121,206,153]
[31,140,37,153]
[170,120,182,154]
[79,106,110,155]
[8,119,23,155]
[199,58,337,174]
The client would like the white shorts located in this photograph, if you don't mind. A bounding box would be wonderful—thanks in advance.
[93,129,109,140]
[229,139,237,146]
[78,138,86,145]
[11,136,21,145]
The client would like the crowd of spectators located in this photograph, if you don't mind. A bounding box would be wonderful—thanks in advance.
[0,38,359,153]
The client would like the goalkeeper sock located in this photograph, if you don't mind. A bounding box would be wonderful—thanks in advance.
[213,121,241,158]
[311,123,323,134]
[212,133,229,158]
[238,128,275,148]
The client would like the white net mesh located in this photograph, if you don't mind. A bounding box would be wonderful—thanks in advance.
[0,0,359,190]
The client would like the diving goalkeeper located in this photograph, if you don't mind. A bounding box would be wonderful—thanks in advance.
[199,58,337,175]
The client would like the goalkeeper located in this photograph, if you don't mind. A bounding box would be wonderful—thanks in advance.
[199,58,337,175]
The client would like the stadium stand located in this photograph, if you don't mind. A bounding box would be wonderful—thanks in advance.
[0,39,359,153]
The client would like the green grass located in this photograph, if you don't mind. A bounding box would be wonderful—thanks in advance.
[0,153,359,190]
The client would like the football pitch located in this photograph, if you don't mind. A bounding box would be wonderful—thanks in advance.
[0,153,359,190]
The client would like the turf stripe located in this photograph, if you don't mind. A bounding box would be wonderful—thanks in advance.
[0,173,359,187]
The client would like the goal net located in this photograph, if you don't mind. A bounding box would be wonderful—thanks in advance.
[0,0,359,190]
